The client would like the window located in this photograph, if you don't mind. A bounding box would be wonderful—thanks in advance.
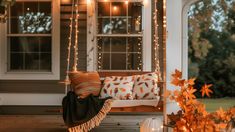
[97,1,143,70]
[87,0,152,71]
[0,0,60,80]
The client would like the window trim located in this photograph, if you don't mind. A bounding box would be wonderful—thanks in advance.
[0,0,60,80]
[181,0,199,78]
[87,0,152,71]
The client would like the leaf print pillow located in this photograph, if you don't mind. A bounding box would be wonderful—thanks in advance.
[133,73,160,99]
[100,76,134,100]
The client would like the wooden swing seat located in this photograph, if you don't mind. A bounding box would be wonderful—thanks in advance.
[98,71,164,113]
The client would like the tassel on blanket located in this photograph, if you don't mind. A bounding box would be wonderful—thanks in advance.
[68,99,113,132]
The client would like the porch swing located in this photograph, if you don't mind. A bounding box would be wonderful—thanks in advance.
[60,0,165,114]
[60,0,166,131]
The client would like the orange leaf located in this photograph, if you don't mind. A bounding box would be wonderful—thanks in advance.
[173,90,180,97]
[216,107,225,119]
[140,87,144,93]
[184,88,196,100]
[171,78,185,86]
[201,84,213,97]
[218,123,227,129]
[119,88,126,92]
[187,78,196,86]
[171,69,182,79]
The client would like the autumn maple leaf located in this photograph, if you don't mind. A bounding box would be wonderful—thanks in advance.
[216,107,226,120]
[171,78,185,86]
[171,69,182,79]
[184,88,196,100]
[187,78,196,86]
[201,84,213,97]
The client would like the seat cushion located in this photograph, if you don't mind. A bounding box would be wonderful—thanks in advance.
[100,76,134,100]
[69,71,101,98]
[133,73,159,99]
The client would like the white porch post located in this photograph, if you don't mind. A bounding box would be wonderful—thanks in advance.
[166,0,183,114]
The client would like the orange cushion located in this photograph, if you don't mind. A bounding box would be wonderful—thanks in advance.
[70,71,101,98]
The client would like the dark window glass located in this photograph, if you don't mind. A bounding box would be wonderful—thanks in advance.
[8,37,51,72]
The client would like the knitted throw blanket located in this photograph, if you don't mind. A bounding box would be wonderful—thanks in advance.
[62,91,112,132]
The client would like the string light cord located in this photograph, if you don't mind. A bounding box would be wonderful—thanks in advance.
[64,0,75,93]
[73,0,79,71]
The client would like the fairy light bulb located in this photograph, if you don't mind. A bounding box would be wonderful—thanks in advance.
[113,6,117,11]
[87,0,91,5]
[125,0,128,5]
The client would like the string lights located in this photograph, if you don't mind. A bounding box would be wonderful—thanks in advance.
[97,1,143,71]
[137,37,143,71]
[153,0,162,80]
[61,0,80,92]
[73,0,79,71]
[61,0,75,91]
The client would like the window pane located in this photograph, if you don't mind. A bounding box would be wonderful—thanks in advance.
[127,53,142,70]
[40,37,51,52]
[10,18,20,34]
[10,53,24,70]
[40,53,51,71]
[101,53,110,70]
[111,17,127,34]
[10,37,39,52]
[8,37,51,71]
[10,2,23,17]
[111,2,127,16]
[128,2,142,33]
[98,2,110,16]
[98,2,111,34]
[127,37,142,52]
[39,2,51,15]
[98,37,110,52]
[9,1,52,34]
[111,53,126,70]
[24,2,38,13]
[111,37,126,52]
[25,53,39,70]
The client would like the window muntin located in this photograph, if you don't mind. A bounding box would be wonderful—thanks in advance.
[7,1,52,72]
[97,1,143,70]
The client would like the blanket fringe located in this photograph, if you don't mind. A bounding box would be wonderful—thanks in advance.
[68,99,113,132]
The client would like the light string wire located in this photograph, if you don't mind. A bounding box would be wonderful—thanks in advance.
[73,0,79,71]
[64,0,75,92]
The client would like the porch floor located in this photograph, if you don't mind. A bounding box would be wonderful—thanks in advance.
[0,115,141,132]
[0,115,66,132]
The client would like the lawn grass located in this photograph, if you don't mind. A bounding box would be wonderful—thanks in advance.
[198,98,235,112]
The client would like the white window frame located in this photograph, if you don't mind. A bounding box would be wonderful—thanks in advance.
[182,0,199,78]
[0,0,60,80]
[87,0,152,71]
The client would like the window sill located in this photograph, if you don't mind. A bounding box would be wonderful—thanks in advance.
[0,72,60,80]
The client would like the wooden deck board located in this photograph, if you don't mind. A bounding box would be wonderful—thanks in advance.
[0,115,162,132]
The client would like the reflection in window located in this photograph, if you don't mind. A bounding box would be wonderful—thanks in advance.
[19,12,52,34]
[97,1,143,70]
[7,1,52,72]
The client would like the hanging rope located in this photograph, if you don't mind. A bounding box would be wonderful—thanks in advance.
[63,0,75,93]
